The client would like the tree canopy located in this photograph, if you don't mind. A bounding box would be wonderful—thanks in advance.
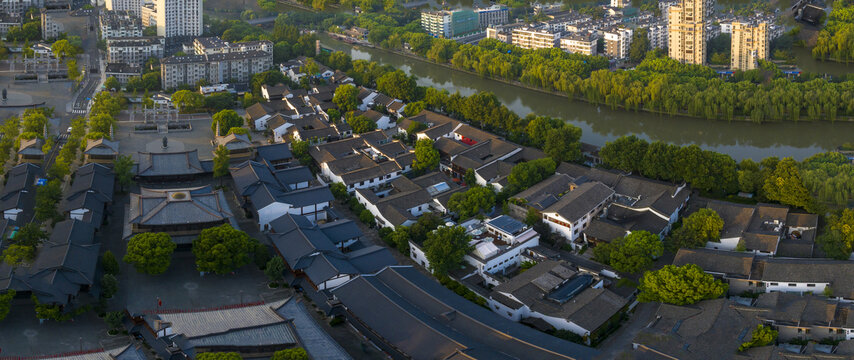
[423,225,471,275]
[412,138,439,173]
[593,231,663,273]
[638,264,728,305]
[271,348,308,360]
[211,109,243,136]
[818,209,854,260]
[738,325,777,352]
[333,84,360,112]
[124,233,176,275]
[448,186,496,219]
[507,157,556,191]
[193,224,256,274]
[670,208,724,249]
[0,289,15,322]
[347,114,376,134]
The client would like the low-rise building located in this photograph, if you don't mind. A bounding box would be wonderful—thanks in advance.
[17,138,44,164]
[231,161,333,229]
[60,163,114,229]
[702,200,795,256]
[488,260,628,344]
[83,138,120,164]
[355,171,463,229]
[268,214,395,291]
[107,37,165,67]
[311,132,414,193]
[135,149,210,182]
[331,266,599,359]
[465,215,540,278]
[128,185,233,240]
[542,181,615,242]
[0,220,99,306]
[138,298,302,357]
[0,163,40,222]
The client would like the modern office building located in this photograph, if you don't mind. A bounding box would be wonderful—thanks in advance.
[154,0,202,38]
[668,0,711,65]
[421,9,479,38]
[730,21,769,70]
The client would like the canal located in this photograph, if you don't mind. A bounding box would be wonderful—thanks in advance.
[319,34,854,161]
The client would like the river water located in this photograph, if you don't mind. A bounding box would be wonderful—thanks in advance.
[319,34,854,161]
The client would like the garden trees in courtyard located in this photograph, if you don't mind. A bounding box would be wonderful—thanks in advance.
[124,232,176,275]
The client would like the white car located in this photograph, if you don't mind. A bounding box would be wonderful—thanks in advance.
[67,127,73,133]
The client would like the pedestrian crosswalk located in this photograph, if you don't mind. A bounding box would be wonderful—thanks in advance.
[71,108,88,115]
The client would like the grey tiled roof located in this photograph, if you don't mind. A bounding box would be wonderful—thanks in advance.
[673,248,755,279]
[137,150,205,178]
[155,298,292,338]
[544,181,614,222]
[84,138,120,156]
[331,266,598,360]
[128,186,232,226]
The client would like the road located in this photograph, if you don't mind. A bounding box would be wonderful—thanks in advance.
[70,9,102,115]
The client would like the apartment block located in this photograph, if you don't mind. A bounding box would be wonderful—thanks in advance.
[421,9,479,38]
[0,0,39,15]
[160,39,273,89]
[604,27,632,59]
[99,10,142,40]
[668,0,711,65]
[475,4,508,28]
[511,27,560,50]
[106,37,165,66]
[155,0,202,38]
[193,37,273,55]
[639,20,668,49]
[0,13,21,38]
[559,31,598,56]
[105,0,141,15]
[731,22,769,70]
[39,11,63,40]
[141,3,156,27]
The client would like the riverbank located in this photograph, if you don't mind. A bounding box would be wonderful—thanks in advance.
[338,34,854,124]
[319,33,854,161]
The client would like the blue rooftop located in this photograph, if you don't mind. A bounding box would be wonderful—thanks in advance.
[487,215,525,235]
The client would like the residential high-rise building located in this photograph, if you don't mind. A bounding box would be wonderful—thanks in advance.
[155,0,202,38]
[105,0,141,15]
[668,0,711,65]
[40,11,63,40]
[141,3,157,27]
[475,5,508,28]
[160,37,273,89]
[730,22,769,70]
[99,10,143,40]
[559,31,598,56]
[421,9,479,38]
[511,27,560,50]
[610,0,629,8]
[604,27,633,59]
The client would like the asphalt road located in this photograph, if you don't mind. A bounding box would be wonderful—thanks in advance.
[71,11,101,114]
